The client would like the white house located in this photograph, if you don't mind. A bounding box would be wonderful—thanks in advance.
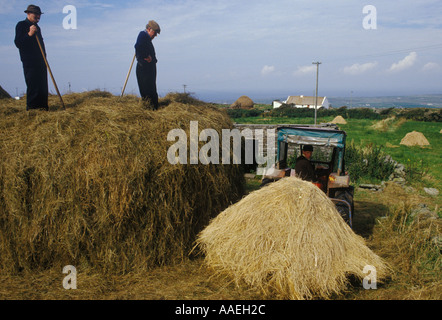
[272,100,283,108]
[273,95,330,109]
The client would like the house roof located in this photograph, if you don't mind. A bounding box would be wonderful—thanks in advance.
[286,95,326,106]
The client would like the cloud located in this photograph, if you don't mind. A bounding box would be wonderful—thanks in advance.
[422,62,440,72]
[343,62,377,75]
[0,0,18,13]
[293,65,316,75]
[388,52,418,72]
[261,65,275,75]
[2,1,442,97]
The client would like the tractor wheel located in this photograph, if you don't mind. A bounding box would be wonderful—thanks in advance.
[333,186,354,226]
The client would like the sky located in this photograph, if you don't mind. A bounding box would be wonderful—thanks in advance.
[1,0,442,103]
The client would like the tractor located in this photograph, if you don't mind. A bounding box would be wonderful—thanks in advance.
[260,124,354,227]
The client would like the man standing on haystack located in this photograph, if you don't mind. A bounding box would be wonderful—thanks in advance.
[135,20,161,110]
[14,5,48,111]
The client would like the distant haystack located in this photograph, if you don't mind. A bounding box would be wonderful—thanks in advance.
[0,85,12,99]
[400,131,430,146]
[197,177,389,300]
[230,95,254,109]
[371,117,407,132]
[371,117,395,131]
[331,115,347,124]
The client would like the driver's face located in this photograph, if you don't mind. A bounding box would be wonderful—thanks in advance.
[304,151,312,160]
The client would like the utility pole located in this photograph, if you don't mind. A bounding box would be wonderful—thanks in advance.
[312,61,321,125]
[350,90,353,108]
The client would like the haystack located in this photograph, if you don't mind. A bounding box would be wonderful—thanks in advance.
[197,177,389,300]
[230,95,254,109]
[0,85,11,99]
[331,115,347,124]
[400,131,430,146]
[0,91,245,274]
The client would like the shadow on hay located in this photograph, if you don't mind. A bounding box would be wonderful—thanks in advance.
[352,200,389,238]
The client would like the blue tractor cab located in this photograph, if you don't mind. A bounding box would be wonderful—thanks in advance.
[262,124,354,227]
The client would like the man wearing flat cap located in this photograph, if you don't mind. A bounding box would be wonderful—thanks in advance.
[295,145,317,182]
[134,20,161,110]
[14,5,48,111]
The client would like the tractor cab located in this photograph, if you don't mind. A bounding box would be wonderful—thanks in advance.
[261,124,354,227]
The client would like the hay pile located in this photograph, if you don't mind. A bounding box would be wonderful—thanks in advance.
[230,96,254,109]
[331,115,347,124]
[197,177,389,300]
[371,117,407,132]
[0,85,11,99]
[0,91,245,274]
[400,131,430,146]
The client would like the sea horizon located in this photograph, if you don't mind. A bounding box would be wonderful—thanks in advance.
[11,86,439,109]
[189,91,442,109]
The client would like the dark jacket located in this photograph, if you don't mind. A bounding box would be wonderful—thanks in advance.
[294,155,317,182]
[134,30,157,66]
[15,18,46,68]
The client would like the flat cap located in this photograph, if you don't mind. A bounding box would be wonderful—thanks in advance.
[147,20,161,34]
[25,4,43,14]
[303,145,313,152]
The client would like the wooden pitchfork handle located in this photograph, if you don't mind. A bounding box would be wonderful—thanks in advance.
[121,53,136,97]
[35,32,66,110]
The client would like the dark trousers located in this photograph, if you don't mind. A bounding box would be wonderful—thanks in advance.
[136,62,158,110]
[23,65,48,111]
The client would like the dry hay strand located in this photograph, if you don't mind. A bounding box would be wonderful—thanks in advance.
[330,115,347,124]
[371,116,394,132]
[369,202,442,300]
[385,142,399,148]
[400,131,430,146]
[371,117,394,131]
[0,91,245,274]
[196,177,389,300]
[371,117,407,132]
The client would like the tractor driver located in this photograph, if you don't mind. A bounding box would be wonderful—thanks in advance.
[294,145,317,182]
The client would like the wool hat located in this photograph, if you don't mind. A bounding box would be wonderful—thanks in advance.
[303,145,313,152]
[147,20,161,34]
[25,5,43,14]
